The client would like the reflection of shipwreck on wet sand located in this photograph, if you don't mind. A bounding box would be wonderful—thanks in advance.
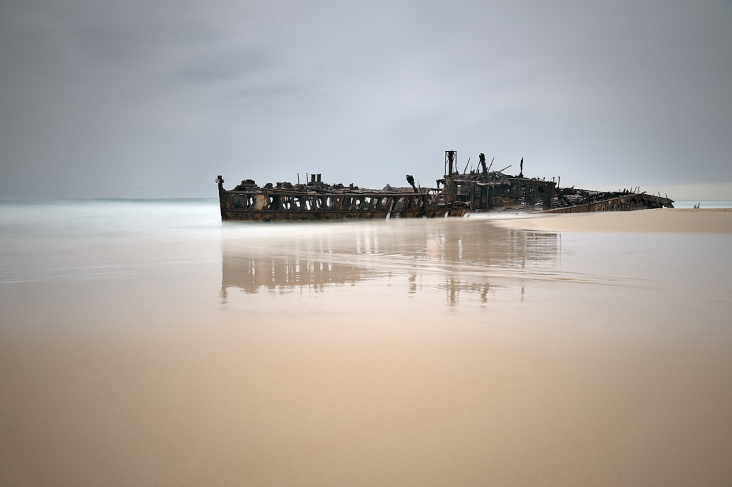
[217,150,673,221]
[220,220,560,305]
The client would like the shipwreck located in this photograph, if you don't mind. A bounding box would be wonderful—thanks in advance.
[216,150,673,221]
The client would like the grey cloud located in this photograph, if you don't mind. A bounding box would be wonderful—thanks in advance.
[175,48,275,84]
[1,0,731,199]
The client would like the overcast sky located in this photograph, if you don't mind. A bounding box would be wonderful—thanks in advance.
[1,0,731,199]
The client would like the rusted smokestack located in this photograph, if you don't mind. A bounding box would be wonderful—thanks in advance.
[406,174,417,192]
[445,150,456,175]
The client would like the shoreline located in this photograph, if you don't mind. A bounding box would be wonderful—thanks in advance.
[489,208,732,234]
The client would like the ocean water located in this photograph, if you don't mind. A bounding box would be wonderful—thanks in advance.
[673,199,732,209]
[1,199,731,486]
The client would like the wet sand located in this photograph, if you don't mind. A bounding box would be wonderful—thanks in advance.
[2,205,731,486]
[490,207,732,234]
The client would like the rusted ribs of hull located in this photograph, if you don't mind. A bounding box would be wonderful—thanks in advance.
[218,184,465,221]
[221,207,462,221]
[545,193,674,213]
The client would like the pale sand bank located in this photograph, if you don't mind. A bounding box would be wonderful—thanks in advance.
[2,205,732,486]
[491,208,732,234]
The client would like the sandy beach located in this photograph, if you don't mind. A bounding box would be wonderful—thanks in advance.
[489,207,732,234]
[1,201,731,486]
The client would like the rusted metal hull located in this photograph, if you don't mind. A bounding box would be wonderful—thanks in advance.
[216,150,673,221]
[446,176,557,211]
[217,181,466,222]
[221,207,464,221]
[544,193,674,213]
